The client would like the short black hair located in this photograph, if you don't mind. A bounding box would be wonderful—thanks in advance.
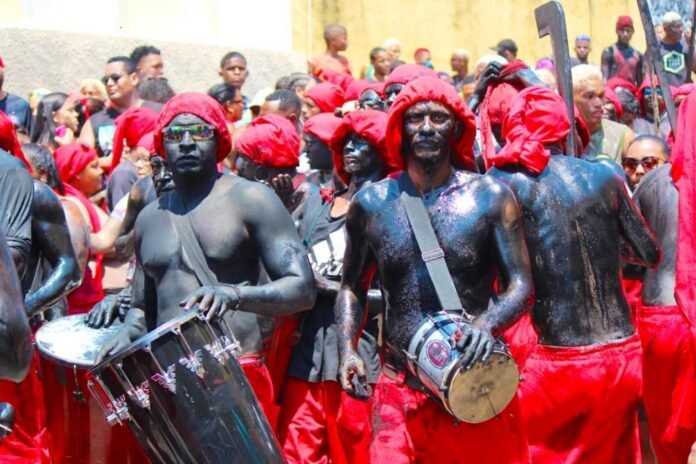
[107,56,136,74]
[281,72,316,91]
[22,143,64,194]
[220,51,247,69]
[627,134,671,158]
[207,83,240,106]
[265,89,301,114]
[370,47,387,61]
[615,87,640,115]
[130,45,161,67]
[139,78,175,104]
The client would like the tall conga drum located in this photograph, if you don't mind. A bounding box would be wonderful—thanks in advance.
[35,315,149,463]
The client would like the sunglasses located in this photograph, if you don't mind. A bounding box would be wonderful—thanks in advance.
[101,73,124,85]
[622,156,661,171]
[161,124,215,142]
[643,87,663,97]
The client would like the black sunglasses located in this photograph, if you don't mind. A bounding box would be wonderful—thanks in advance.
[101,73,124,85]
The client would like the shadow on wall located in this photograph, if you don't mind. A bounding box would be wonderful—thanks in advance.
[0,27,307,100]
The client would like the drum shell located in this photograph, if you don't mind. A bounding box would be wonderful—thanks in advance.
[89,311,284,464]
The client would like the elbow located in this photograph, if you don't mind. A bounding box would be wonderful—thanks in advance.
[297,280,317,312]
[647,246,662,270]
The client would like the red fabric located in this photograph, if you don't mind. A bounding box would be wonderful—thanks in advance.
[54,143,97,185]
[0,111,31,171]
[111,107,158,170]
[344,80,383,101]
[264,314,301,403]
[330,110,389,184]
[316,69,354,92]
[305,83,345,114]
[154,92,232,162]
[0,351,51,464]
[370,372,528,464]
[386,76,477,172]
[520,335,642,464]
[303,113,344,146]
[674,83,696,99]
[635,76,677,115]
[604,87,624,120]
[137,132,155,154]
[616,15,634,29]
[502,312,538,369]
[574,106,591,152]
[384,64,437,88]
[240,355,278,430]
[236,114,300,168]
[0,56,4,68]
[606,77,638,95]
[671,91,696,327]
[488,86,570,175]
[622,277,643,323]
[637,305,696,464]
[278,379,372,464]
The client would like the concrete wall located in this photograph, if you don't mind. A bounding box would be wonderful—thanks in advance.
[291,0,652,76]
[0,27,306,101]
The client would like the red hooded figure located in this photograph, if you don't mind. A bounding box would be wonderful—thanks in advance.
[304,113,344,147]
[236,114,300,169]
[384,63,438,88]
[111,107,158,170]
[386,76,477,173]
[154,92,232,162]
[330,109,389,184]
[304,83,345,114]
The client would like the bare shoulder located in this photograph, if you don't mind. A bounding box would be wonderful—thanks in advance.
[457,170,515,200]
[31,181,61,211]
[352,176,398,213]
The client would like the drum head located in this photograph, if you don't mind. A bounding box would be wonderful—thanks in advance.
[447,352,519,424]
[35,314,123,368]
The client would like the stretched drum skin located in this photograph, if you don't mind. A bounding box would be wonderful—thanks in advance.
[34,314,148,463]
[406,311,520,424]
[89,310,284,464]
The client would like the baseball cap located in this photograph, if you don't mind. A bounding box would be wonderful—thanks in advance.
[491,39,518,55]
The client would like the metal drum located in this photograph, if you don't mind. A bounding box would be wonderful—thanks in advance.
[88,310,284,464]
[406,311,520,424]
[34,314,148,463]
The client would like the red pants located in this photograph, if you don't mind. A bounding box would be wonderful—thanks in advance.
[0,352,50,464]
[637,305,696,464]
[622,277,643,323]
[370,373,529,464]
[520,334,642,464]
[277,378,371,464]
[240,355,277,430]
[502,313,538,369]
[263,314,300,401]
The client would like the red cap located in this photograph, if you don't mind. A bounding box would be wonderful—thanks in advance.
[305,83,345,114]
[111,107,158,169]
[603,87,624,120]
[606,77,638,95]
[616,15,634,29]
[344,80,384,101]
[386,76,477,173]
[235,114,300,169]
[154,92,232,162]
[330,110,389,184]
[54,143,98,185]
[385,63,438,88]
[303,113,343,146]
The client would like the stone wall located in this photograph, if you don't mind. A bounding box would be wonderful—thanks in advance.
[1,27,307,100]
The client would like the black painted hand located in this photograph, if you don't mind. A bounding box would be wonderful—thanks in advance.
[95,326,133,364]
[455,324,495,370]
[85,294,121,328]
[338,348,372,400]
[0,402,15,440]
[269,174,295,209]
[181,285,240,322]
[468,61,504,112]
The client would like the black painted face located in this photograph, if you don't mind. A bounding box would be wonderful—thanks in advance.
[342,133,381,177]
[303,133,333,170]
[150,155,174,196]
[359,90,385,111]
[384,83,404,109]
[162,113,218,178]
[403,101,457,165]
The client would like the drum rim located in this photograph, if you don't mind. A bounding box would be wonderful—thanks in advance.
[89,309,202,374]
[35,314,123,368]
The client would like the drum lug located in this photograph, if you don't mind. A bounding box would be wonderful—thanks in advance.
[179,351,205,380]
[126,382,151,410]
[204,335,240,365]
[151,365,177,394]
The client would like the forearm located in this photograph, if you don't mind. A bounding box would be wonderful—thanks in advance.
[335,288,367,354]
[474,277,532,335]
[25,257,80,316]
[0,298,32,382]
[236,275,316,316]
[121,307,148,339]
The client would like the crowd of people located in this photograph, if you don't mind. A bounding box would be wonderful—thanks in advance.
[0,8,695,464]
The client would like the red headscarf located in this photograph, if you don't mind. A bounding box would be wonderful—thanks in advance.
[479,60,531,159]
[137,132,155,154]
[574,106,591,153]
[330,110,389,184]
[316,68,355,91]
[303,113,344,146]
[636,76,677,115]
[111,107,158,169]
[670,90,696,327]
[345,80,384,101]
[604,87,624,120]
[235,114,300,169]
[487,86,570,175]
[304,83,345,114]
[606,77,638,95]
[386,76,477,172]
[154,92,232,162]
[0,111,31,171]
[384,63,438,88]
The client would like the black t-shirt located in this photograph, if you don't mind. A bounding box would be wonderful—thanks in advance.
[0,93,33,133]
[90,100,162,157]
[659,39,690,87]
[287,189,381,383]
[106,159,138,211]
[0,150,33,266]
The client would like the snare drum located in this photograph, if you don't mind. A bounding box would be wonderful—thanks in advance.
[88,310,284,464]
[406,311,520,424]
[35,314,148,463]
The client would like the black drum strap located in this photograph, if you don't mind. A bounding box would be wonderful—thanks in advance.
[398,172,464,313]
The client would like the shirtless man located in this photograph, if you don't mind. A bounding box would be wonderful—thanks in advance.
[99,93,315,418]
[487,86,660,463]
[336,77,533,463]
